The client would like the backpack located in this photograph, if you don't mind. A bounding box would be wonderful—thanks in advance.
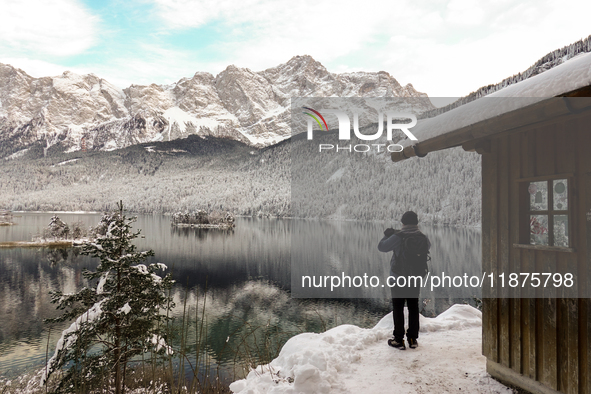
[393,231,430,278]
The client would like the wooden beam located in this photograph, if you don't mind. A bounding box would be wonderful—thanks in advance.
[512,244,575,253]
[487,360,563,394]
[462,139,491,154]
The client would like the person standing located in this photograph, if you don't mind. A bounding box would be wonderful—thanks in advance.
[378,211,430,350]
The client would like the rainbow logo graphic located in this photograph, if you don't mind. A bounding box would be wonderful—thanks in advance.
[302,107,329,131]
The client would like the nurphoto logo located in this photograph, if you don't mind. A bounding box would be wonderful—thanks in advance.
[302,106,419,153]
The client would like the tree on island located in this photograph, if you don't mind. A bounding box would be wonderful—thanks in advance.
[46,216,70,239]
[42,202,174,394]
[171,210,235,227]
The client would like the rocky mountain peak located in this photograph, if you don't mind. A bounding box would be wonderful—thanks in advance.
[281,55,330,76]
[0,56,431,156]
[190,71,215,84]
[215,64,278,124]
[260,55,337,102]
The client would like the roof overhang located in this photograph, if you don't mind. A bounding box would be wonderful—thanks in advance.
[391,95,591,162]
[391,50,591,162]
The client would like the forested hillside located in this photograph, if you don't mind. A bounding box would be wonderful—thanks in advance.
[0,134,481,225]
[289,132,481,226]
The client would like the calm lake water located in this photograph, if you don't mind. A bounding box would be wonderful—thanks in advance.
[0,213,481,381]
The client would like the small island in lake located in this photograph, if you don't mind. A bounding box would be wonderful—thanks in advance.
[0,210,15,226]
[171,210,235,229]
[0,215,91,248]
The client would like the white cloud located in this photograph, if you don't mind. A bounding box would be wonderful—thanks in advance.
[0,57,75,78]
[147,0,591,97]
[0,0,98,56]
[446,0,485,26]
[0,44,220,91]
[151,0,386,61]
[2,0,590,99]
[151,0,228,28]
[381,1,591,97]
[79,44,225,88]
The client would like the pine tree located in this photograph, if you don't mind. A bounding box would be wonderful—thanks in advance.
[42,201,174,394]
[46,215,70,239]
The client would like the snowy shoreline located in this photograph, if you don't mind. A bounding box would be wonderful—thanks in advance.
[171,223,234,229]
[229,305,512,394]
[0,239,89,248]
[11,210,102,214]
[7,211,481,228]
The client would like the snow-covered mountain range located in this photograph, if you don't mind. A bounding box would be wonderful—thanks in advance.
[0,55,430,154]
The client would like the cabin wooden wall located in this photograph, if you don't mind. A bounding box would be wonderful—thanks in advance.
[481,114,591,394]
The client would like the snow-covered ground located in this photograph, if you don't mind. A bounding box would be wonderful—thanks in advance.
[230,305,513,394]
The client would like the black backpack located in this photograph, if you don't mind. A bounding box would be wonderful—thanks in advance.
[394,231,430,278]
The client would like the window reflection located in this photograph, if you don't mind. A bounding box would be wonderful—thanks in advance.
[553,179,568,210]
[529,181,547,211]
[554,215,569,247]
[530,214,549,245]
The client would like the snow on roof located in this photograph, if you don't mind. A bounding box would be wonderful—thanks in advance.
[406,51,591,146]
[229,305,512,394]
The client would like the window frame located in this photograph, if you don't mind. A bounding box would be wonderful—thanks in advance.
[514,173,574,253]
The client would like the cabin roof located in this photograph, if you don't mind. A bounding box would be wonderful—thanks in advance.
[392,52,591,162]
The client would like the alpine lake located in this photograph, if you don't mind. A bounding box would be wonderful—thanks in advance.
[0,213,482,383]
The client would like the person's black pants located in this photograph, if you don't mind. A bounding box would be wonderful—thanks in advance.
[391,287,420,340]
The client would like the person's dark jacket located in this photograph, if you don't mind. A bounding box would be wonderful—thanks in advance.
[378,224,431,277]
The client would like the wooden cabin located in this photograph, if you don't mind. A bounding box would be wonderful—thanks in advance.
[391,53,591,394]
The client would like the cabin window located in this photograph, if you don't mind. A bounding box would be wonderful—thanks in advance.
[527,179,569,247]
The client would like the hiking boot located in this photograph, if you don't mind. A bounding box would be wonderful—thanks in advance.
[387,337,406,350]
[408,338,418,349]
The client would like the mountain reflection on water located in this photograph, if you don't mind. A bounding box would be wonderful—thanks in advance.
[0,214,481,379]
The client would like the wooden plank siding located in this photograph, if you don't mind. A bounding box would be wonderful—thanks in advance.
[523,130,538,381]
[556,123,578,394]
[538,125,558,390]
[579,121,591,394]
[482,115,590,394]
[509,132,522,375]
[481,137,498,363]
[499,134,511,369]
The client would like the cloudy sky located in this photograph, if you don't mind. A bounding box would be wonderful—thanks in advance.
[1,0,589,99]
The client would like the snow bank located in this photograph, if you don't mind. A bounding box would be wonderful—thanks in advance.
[230,305,511,394]
[373,303,483,332]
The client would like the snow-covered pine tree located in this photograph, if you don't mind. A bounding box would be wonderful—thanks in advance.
[45,215,70,239]
[42,201,174,394]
